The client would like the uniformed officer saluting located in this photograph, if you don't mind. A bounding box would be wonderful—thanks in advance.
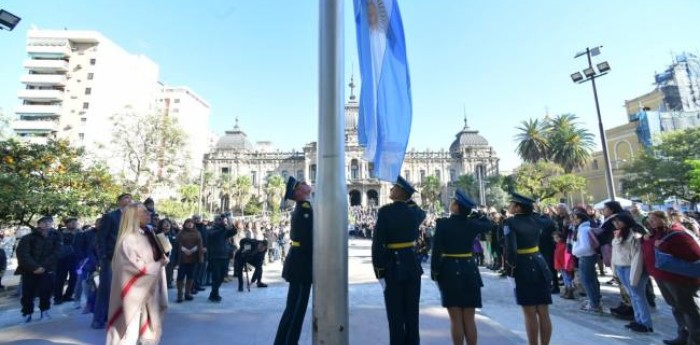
[274,176,313,345]
[372,176,426,345]
[504,193,553,345]
[430,189,491,345]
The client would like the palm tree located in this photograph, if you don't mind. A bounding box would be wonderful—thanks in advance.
[231,175,252,215]
[420,175,442,212]
[265,174,285,213]
[545,114,595,173]
[217,174,234,212]
[514,118,550,163]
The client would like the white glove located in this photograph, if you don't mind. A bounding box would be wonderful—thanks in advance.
[378,278,386,291]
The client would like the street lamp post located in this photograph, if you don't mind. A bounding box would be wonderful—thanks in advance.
[571,46,616,201]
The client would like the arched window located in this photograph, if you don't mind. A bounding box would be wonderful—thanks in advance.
[592,160,599,170]
[281,170,289,180]
[434,169,441,182]
[310,164,317,182]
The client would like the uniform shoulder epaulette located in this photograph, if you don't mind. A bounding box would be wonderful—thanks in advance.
[302,201,311,209]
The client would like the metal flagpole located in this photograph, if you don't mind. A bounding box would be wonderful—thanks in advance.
[314,0,349,344]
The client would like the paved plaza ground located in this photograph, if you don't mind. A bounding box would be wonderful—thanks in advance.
[0,239,680,344]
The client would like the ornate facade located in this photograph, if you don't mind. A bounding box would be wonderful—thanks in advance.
[203,83,499,213]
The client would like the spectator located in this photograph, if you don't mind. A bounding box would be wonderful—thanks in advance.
[641,211,700,345]
[16,216,62,322]
[571,211,603,314]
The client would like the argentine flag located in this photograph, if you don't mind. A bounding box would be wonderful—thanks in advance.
[353,0,412,182]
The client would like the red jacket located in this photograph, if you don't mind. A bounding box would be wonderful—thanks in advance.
[554,242,574,271]
[641,224,700,285]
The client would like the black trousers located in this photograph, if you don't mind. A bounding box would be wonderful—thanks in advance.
[274,281,312,345]
[208,258,228,297]
[176,263,196,282]
[194,254,209,288]
[236,255,264,289]
[384,277,421,345]
[21,272,54,315]
[54,256,78,301]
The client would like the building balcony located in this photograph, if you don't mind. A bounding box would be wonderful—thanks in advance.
[18,89,64,102]
[20,74,67,86]
[12,119,59,133]
[23,59,69,72]
[27,44,71,58]
[15,104,62,117]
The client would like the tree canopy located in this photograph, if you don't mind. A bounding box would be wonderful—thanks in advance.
[514,114,595,172]
[622,127,700,204]
[0,139,120,227]
[513,161,586,203]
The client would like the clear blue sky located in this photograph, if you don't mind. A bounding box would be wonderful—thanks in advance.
[1,1,699,171]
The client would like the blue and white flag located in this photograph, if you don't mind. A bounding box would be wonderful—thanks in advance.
[353,0,412,182]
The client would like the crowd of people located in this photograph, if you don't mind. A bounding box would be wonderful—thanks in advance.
[2,183,700,344]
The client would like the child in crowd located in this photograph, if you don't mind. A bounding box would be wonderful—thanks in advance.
[553,231,575,299]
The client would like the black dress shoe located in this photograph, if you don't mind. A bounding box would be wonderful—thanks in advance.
[663,338,688,345]
[629,323,653,333]
[257,282,268,288]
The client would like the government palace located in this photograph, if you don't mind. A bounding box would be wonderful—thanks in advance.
[202,80,500,212]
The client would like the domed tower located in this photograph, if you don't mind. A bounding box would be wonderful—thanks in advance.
[449,116,490,159]
[215,118,254,152]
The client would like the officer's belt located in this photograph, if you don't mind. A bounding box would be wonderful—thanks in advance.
[291,241,301,247]
[386,241,414,249]
[441,253,473,258]
[517,246,539,255]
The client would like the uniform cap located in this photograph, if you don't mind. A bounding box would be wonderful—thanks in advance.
[394,176,416,197]
[454,189,476,210]
[510,192,536,207]
[284,176,300,200]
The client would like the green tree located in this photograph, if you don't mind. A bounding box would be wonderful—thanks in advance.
[513,161,586,203]
[514,114,594,173]
[420,175,442,211]
[622,127,700,204]
[110,107,190,196]
[485,185,509,210]
[515,118,549,163]
[244,195,263,215]
[546,114,595,173]
[157,199,191,220]
[264,174,285,214]
[217,174,234,212]
[0,139,120,226]
[687,160,700,198]
[454,174,480,199]
[231,175,253,215]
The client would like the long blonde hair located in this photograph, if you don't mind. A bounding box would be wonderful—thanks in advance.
[115,202,145,250]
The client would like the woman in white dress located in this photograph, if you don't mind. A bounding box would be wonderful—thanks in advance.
[106,203,169,345]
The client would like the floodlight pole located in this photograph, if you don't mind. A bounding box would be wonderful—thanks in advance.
[580,47,616,201]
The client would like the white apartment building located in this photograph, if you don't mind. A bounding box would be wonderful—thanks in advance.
[13,29,211,179]
[161,86,211,173]
[13,30,160,151]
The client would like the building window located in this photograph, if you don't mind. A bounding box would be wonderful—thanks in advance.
[450,169,456,182]
[350,159,359,180]
[221,167,229,174]
[81,118,87,123]
[85,88,91,95]
[174,98,180,103]
[78,133,84,141]
[87,73,94,80]
[310,164,317,182]
[82,102,89,110]
[252,171,258,186]
[368,163,375,178]
[282,170,289,180]
[420,170,426,183]
[435,170,441,182]
[296,170,304,180]
[405,170,411,182]
[266,171,273,183]
[90,59,96,66]
[592,160,599,170]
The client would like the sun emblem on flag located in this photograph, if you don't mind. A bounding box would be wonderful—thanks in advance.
[367,0,388,33]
